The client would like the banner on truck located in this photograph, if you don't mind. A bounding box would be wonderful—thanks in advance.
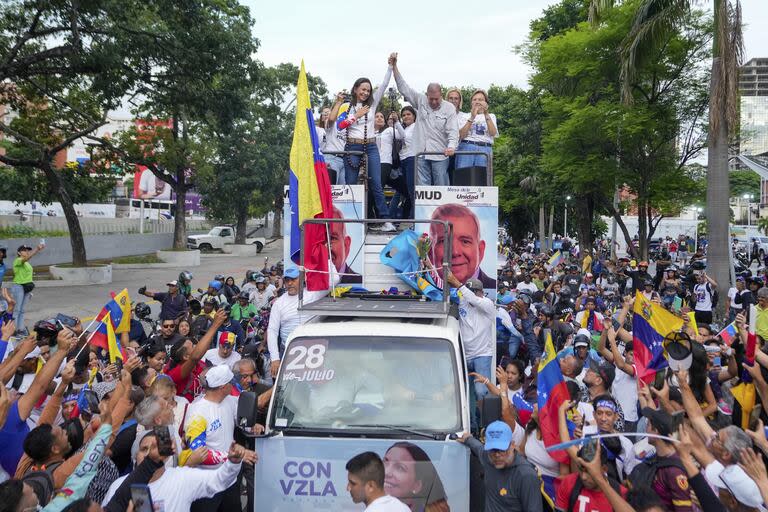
[415,186,498,299]
[254,437,469,511]
[283,185,365,285]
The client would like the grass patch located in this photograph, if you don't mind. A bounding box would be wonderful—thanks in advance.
[54,263,109,268]
[0,226,68,238]
[111,254,163,264]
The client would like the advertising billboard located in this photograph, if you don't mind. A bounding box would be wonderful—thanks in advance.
[283,185,366,284]
[414,186,498,299]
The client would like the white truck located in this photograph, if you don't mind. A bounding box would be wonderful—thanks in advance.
[186,225,266,252]
[246,220,476,511]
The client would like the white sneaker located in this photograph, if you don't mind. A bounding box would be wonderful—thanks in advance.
[380,222,397,232]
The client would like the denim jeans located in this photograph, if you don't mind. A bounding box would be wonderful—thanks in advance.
[325,154,345,185]
[417,157,449,186]
[344,143,388,218]
[467,355,493,432]
[11,283,30,332]
[456,141,492,169]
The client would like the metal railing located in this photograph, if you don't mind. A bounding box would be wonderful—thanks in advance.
[323,150,368,186]
[415,151,493,186]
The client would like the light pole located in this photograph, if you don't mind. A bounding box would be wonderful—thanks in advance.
[564,196,571,237]
[743,193,754,226]
[695,207,703,253]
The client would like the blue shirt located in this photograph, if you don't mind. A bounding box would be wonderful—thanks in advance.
[0,402,30,474]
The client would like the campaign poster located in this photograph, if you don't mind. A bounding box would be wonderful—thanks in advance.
[133,166,172,200]
[415,186,498,299]
[254,437,469,511]
[283,185,366,285]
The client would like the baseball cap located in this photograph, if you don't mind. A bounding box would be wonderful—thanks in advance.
[93,380,117,402]
[23,346,41,360]
[574,335,590,349]
[484,420,513,451]
[588,358,615,386]
[709,462,765,510]
[166,280,179,287]
[466,278,483,292]
[284,267,300,279]
[498,294,515,306]
[629,259,637,266]
[205,365,234,388]
[17,244,32,252]
[663,332,693,371]
[218,331,236,347]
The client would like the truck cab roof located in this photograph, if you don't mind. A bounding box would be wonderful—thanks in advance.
[288,313,460,344]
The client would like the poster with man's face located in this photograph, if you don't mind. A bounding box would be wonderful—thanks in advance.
[283,185,365,284]
[415,186,498,298]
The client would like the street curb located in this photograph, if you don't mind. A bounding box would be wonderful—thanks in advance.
[112,263,180,269]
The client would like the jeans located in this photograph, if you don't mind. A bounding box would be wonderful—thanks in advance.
[467,355,493,432]
[344,143,388,218]
[455,141,492,168]
[325,154,345,185]
[417,157,449,186]
[401,156,415,219]
[11,284,30,332]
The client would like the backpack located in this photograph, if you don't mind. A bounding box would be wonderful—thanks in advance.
[628,455,686,490]
[568,474,622,512]
[22,460,64,505]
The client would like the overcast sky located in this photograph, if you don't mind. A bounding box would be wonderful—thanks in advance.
[244,0,768,96]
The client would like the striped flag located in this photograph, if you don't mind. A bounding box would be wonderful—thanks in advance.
[546,250,564,270]
[717,322,738,346]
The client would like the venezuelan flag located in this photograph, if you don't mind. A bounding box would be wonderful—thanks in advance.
[512,393,534,427]
[732,305,758,429]
[537,330,570,464]
[91,311,125,362]
[546,250,563,270]
[632,291,684,384]
[288,60,333,291]
[717,322,738,346]
[95,289,131,335]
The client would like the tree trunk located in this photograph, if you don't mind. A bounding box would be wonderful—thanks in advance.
[235,209,248,244]
[42,164,88,266]
[637,201,648,261]
[539,203,546,254]
[172,166,186,249]
[611,208,638,259]
[707,53,731,320]
[576,196,594,256]
[547,205,555,250]
[272,190,284,239]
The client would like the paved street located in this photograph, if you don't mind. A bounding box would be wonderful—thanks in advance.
[24,239,284,325]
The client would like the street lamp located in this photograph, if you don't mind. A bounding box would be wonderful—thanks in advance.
[695,207,703,253]
[564,196,571,236]
[743,193,754,226]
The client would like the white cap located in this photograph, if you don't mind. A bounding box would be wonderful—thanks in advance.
[205,365,234,388]
[576,328,592,339]
[23,347,41,360]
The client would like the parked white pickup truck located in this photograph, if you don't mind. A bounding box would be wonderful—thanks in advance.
[187,225,266,253]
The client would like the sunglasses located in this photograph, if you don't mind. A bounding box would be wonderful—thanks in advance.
[161,323,175,328]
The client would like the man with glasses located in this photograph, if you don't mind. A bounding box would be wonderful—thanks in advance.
[138,280,188,321]
[152,319,184,355]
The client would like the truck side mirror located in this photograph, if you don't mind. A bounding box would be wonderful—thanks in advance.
[237,391,258,428]
[480,395,502,429]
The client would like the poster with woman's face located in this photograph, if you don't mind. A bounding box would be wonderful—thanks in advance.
[253,437,469,511]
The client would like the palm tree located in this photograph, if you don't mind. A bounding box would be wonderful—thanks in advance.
[520,176,547,252]
[590,0,743,318]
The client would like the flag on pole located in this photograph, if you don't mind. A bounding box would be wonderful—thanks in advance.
[546,250,564,270]
[95,289,131,334]
[537,330,571,464]
[104,312,124,364]
[512,393,534,427]
[717,322,738,346]
[288,60,334,291]
[632,291,684,384]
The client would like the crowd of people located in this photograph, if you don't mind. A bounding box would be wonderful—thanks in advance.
[316,52,497,229]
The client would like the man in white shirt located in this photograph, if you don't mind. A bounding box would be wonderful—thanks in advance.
[204,333,241,370]
[516,273,538,294]
[390,52,457,186]
[267,266,338,377]
[346,451,410,512]
[248,276,274,310]
[447,274,495,431]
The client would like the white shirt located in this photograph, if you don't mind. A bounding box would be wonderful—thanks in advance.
[393,71,458,161]
[376,126,399,165]
[324,121,346,153]
[364,495,411,512]
[344,67,392,140]
[397,122,416,160]
[612,366,638,422]
[138,170,171,200]
[457,285,496,360]
[204,348,242,370]
[694,282,713,312]
[727,287,741,309]
[517,281,538,294]
[315,124,327,150]
[146,462,241,512]
[457,111,498,145]
[184,395,238,462]
[249,288,274,310]
[524,432,560,478]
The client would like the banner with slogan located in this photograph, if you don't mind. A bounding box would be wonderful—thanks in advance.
[415,186,499,299]
[254,436,469,511]
[283,185,365,284]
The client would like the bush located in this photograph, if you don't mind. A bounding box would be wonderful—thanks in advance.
[0,225,67,238]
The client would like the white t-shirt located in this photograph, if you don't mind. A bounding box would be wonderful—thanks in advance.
[324,122,346,153]
[457,112,498,144]
[397,122,415,160]
[524,432,560,478]
[376,127,399,165]
[146,462,241,512]
[727,287,741,309]
[517,281,538,294]
[204,348,242,370]
[138,169,171,200]
[184,395,238,460]
[364,495,411,512]
[694,283,713,312]
[249,288,274,310]
[612,367,638,422]
[315,124,327,150]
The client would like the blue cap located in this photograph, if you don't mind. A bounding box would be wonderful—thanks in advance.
[484,421,513,451]
[208,280,222,291]
[498,294,515,305]
[558,347,575,359]
[284,267,300,279]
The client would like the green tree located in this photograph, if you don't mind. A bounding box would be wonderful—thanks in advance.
[590,0,744,316]
[729,169,759,198]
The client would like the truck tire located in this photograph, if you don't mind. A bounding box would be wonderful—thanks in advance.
[199,243,213,253]
[255,241,264,253]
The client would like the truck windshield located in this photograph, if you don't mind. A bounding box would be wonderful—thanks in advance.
[270,336,460,433]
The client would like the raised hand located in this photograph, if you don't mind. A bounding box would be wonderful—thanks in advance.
[1,319,15,340]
